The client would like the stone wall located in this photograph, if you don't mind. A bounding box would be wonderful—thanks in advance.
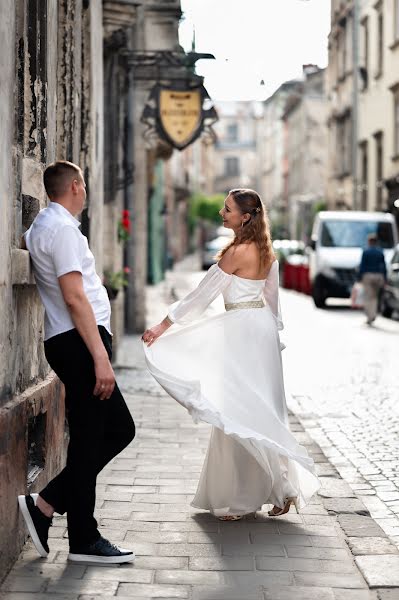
[0,0,104,580]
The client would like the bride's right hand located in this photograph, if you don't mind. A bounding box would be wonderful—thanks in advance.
[142,318,172,347]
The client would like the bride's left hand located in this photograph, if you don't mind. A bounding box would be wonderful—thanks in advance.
[142,321,170,347]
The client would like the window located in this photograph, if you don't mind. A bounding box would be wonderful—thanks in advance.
[320,220,394,249]
[224,157,240,176]
[375,4,383,77]
[226,123,238,142]
[336,114,351,176]
[359,141,368,210]
[361,17,369,90]
[17,0,48,160]
[337,24,347,79]
[394,90,399,156]
[374,132,383,210]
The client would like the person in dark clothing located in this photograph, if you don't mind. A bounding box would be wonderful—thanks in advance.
[358,233,387,325]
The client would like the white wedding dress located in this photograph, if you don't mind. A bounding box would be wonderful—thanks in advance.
[144,260,319,516]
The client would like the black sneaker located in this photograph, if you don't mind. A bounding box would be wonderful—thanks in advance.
[18,494,52,557]
[68,536,135,565]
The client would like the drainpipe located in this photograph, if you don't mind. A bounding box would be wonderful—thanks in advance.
[352,0,359,210]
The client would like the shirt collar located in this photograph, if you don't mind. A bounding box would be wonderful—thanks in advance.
[48,202,81,228]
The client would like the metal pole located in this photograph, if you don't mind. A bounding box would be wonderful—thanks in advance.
[352,0,359,210]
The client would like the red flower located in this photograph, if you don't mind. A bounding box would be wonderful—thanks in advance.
[123,266,131,274]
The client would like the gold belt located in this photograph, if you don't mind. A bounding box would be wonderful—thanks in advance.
[225,300,265,311]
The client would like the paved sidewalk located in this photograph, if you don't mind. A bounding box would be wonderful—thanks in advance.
[2,256,399,599]
[0,336,397,599]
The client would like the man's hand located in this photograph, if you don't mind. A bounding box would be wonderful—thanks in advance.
[93,354,115,400]
[142,318,171,347]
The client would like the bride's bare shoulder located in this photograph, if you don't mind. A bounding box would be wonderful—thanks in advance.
[217,244,244,274]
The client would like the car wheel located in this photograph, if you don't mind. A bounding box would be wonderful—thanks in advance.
[312,282,326,308]
[380,296,393,318]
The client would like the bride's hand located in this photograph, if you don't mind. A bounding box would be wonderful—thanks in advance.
[142,318,171,347]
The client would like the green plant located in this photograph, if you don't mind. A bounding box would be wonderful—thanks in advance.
[104,267,130,291]
[189,193,225,225]
[312,200,327,217]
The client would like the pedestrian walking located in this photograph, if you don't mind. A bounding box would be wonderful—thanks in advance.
[18,161,135,565]
[143,189,319,520]
[358,233,387,325]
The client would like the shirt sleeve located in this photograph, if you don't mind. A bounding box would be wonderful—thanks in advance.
[51,225,85,278]
[263,260,284,331]
[168,263,232,325]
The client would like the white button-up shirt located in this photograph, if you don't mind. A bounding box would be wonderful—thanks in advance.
[25,202,111,341]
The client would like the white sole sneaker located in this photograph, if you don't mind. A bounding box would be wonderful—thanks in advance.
[18,495,48,558]
[68,551,135,565]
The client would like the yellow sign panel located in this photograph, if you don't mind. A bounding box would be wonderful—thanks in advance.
[159,89,202,149]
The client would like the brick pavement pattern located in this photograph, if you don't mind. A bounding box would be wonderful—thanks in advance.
[2,256,399,599]
[0,350,394,600]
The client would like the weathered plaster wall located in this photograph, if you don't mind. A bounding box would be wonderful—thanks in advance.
[0,0,105,580]
[0,0,16,405]
[87,0,105,271]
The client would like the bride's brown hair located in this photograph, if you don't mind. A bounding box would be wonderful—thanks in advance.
[217,189,275,268]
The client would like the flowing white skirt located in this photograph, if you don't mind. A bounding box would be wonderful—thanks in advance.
[144,306,319,515]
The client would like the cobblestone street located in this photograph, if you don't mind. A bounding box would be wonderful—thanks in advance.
[282,286,399,548]
[2,256,399,599]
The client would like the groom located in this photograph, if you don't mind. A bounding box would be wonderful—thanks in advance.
[19,160,135,565]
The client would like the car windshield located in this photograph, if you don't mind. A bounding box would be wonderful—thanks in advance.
[320,220,394,249]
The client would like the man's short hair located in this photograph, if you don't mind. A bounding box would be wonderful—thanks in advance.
[368,233,378,245]
[43,161,82,199]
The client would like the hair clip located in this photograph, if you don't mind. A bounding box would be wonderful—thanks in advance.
[255,207,261,213]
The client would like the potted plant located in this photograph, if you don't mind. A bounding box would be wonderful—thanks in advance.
[118,210,131,243]
[103,267,130,300]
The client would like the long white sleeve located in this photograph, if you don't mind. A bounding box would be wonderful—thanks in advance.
[263,260,284,331]
[168,264,232,325]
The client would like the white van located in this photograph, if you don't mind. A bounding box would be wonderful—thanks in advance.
[308,211,398,308]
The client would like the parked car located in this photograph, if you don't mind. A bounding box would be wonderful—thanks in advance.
[308,211,397,308]
[380,244,399,318]
[201,236,231,270]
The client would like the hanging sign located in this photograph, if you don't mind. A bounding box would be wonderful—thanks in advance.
[159,89,202,149]
[141,83,218,151]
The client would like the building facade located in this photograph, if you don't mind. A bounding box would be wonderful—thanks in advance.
[211,101,261,196]
[282,67,328,241]
[327,0,399,228]
[260,79,303,237]
[357,0,399,225]
[327,0,355,210]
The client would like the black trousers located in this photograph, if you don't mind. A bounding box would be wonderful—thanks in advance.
[40,326,135,551]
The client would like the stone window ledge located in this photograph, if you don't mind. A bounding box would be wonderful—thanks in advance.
[12,249,35,286]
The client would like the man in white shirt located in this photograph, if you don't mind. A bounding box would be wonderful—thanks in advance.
[18,161,135,565]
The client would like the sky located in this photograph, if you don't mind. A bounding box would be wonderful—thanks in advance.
[179,0,331,102]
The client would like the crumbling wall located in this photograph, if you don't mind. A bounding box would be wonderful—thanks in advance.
[0,0,104,580]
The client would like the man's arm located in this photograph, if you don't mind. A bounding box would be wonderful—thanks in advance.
[58,271,115,400]
[358,250,366,281]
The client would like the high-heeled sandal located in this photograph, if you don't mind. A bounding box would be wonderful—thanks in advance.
[268,497,299,517]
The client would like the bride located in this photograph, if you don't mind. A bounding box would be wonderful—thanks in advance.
[142,189,319,520]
